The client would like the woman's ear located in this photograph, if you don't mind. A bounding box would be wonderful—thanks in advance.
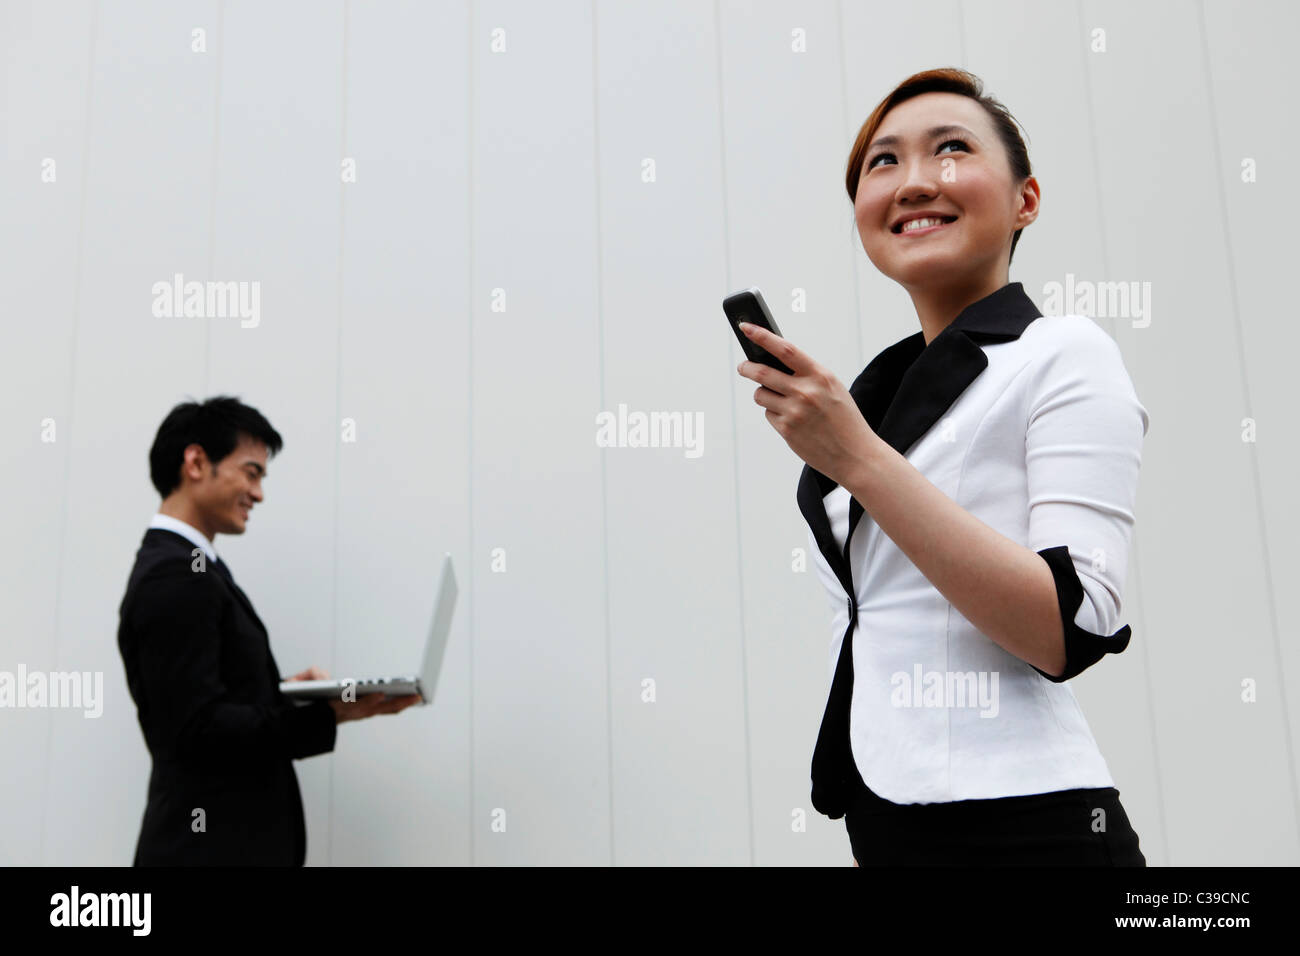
[1016,176,1041,230]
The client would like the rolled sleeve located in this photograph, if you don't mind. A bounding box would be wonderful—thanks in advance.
[1023,317,1148,681]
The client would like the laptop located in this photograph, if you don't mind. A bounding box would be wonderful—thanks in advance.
[279,553,456,706]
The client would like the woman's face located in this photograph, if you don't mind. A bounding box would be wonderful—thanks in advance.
[854,92,1037,291]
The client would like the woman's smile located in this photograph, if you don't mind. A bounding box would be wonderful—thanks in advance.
[894,216,958,237]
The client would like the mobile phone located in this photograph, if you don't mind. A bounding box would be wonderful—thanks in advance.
[722,287,795,375]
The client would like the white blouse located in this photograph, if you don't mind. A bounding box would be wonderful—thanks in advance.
[799,282,1148,814]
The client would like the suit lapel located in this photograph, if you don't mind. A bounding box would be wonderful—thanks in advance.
[145,529,269,636]
[209,555,283,686]
[211,557,269,637]
[797,282,1043,590]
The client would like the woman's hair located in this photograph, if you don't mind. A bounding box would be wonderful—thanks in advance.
[845,67,1032,266]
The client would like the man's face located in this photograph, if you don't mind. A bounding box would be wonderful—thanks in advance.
[190,435,267,536]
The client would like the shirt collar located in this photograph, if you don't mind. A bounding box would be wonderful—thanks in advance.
[943,280,1042,339]
[149,513,218,563]
[846,281,1043,453]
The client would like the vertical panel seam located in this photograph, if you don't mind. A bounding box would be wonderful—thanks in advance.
[1195,0,1300,856]
[713,0,756,868]
[42,0,100,867]
[1075,0,1169,863]
[325,0,351,867]
[202,0,225,396]
[590,0,616,868]
[466,0,477,868]
[834,0,864,371]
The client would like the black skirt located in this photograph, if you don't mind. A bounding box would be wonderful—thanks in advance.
[846,779,1146,866]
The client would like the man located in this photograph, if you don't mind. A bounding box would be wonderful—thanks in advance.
[117,396,420,866]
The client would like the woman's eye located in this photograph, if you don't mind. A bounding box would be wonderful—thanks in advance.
[866,138,969,171]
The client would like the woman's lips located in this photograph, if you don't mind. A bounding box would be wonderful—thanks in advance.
[894,217,957,237]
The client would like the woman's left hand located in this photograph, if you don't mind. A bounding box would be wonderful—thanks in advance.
[735,322,881,488]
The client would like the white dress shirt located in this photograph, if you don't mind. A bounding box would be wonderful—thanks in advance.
[148,513,218,564]
[800,282,1148,814]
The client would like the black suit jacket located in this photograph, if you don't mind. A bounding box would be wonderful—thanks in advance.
[117,527,337,866]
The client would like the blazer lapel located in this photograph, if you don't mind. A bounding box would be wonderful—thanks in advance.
[143,528,278,688]
[797,281,1043,590]
[211,557,269,636]
[797,331,923,596]
[145,529,270,636]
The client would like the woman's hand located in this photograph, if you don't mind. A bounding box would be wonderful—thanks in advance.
[735,322,882,487]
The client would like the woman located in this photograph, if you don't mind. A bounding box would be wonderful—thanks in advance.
[736,68,1148,865]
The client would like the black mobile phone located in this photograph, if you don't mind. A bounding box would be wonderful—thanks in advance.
[722,286,795,375]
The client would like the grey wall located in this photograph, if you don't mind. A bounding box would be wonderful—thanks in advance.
[2,0,1296,866]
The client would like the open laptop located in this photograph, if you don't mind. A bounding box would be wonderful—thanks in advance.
[280,553,456,706]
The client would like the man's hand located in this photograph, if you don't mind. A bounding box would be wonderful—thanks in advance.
[328,691,422,724]
[285,668,422,723]
[285,666,330,682]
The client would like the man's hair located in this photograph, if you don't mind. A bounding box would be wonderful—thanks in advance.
[149,396,283,498]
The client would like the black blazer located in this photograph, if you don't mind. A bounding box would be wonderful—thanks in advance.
[117,528,337,866]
